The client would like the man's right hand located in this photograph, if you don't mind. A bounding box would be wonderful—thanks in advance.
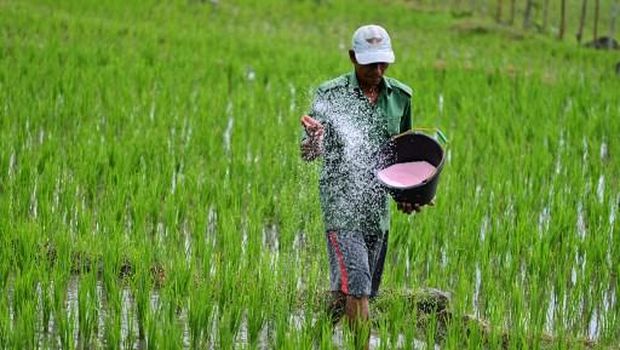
[301,115,324,138]
[300,115,324,161]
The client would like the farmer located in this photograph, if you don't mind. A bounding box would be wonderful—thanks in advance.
[300,24,426,346]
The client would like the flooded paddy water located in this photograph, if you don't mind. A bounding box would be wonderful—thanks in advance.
[3,195,618,348]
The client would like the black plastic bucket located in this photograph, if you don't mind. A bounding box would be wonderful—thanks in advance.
[377,131,445,205]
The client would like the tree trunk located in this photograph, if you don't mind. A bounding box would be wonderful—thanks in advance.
[610,3,620,41]
[509,0,516,25]
[496,0,503,23]
[577,0,588,44]
[559,0,567,40]
[542,0,550,31]
[523,0,535,29]
[453,0,462,12]
[593,0,600,40]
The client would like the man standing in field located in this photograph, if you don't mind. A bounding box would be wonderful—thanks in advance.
[300,24,424,347]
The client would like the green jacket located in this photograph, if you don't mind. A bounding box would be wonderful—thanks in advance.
[305,71,412,235]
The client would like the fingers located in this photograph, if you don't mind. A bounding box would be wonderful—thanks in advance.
[300,115,324,137]
[397,201,425,214]
[397,201,414,214]
[300,115,315,129]
[300,115,316,126]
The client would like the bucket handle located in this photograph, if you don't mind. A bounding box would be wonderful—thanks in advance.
[392,127,449,146]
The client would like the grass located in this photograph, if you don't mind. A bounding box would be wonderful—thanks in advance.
[1,0,619,348]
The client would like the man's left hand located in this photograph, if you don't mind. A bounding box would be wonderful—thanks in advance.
[397,200,434,214]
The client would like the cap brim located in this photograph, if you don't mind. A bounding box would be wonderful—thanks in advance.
[355,50,395,65]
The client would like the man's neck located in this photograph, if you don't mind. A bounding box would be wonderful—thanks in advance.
[360,84,380,104]
[360,83,379,93]
[355,74,382,92]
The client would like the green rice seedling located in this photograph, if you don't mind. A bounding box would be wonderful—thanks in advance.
[137,286,162,350]
[315,318,336,349]
[77,271,98,348]
[244,297,266,348]
[12,297,36,349]
[103,304,122,350]
[52,276,75,350]
[152,301,185,350]
[291,308,317,350]
[393,299,414,344]
[121,286,140,350]
[372,319,393,350]
[217,302,243,349]
[242,254,281,348]
[132,272,151,342]
[403,312,425,350]
[268,267,299,350]
[10,223,40,277]
[10,270,31,327]
[187,282,212,348]
[270,306,288,349]
[36,271,56,340]
[0,231,10,293]
[12,268,44,348]
[162,255,192,313]
[213,259,242,324]
[143,307,160,349]
[101,267,123,349]
[0,290,10,348]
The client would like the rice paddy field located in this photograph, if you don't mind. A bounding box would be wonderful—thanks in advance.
[1,0,619,349]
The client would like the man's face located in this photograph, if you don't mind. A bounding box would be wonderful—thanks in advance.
[349,50,389,86]
[355,62,389,86]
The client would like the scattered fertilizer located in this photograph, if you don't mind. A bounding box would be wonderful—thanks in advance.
[307,86,391,231]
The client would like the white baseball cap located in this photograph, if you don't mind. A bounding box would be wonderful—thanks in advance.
[352,24,395,65]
